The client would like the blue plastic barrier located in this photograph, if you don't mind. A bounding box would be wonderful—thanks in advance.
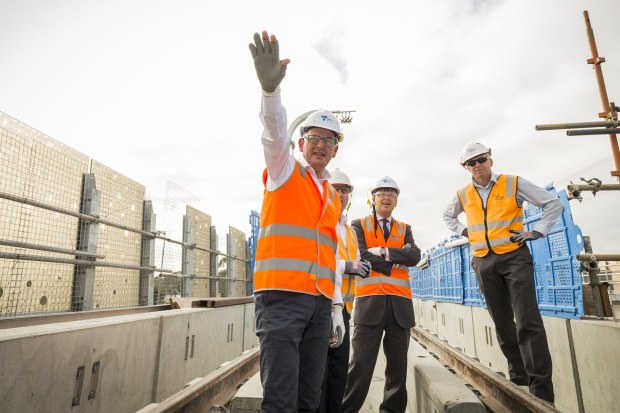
[430,241,463,303]
[522,187,584,319]
[459,243,486,308]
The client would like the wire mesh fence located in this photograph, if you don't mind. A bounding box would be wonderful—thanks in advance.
[0,111,252,318]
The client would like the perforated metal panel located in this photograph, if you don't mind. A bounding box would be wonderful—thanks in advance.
[186,206,212,297]
[229,226,248,297]
[90,160,144,309]
[0,112,89,317]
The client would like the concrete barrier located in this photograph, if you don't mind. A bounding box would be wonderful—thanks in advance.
[0,304,258,413]
[230,337,484,412]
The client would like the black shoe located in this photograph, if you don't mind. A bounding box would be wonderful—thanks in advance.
[509,377,528,386]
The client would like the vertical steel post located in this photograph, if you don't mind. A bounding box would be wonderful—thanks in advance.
[181,215,194,297]
[72,174,100,311]
[582,236,605,317]
[139,200,156,306]
[583,10,620,182]
[210,226,218,297]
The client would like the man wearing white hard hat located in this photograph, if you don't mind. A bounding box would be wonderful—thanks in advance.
[249,31,345,412]
[319,168,372,413]
[341,177,421,413]
[443,142,562,405]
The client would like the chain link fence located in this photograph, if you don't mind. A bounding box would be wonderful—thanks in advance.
[0,111,253,318]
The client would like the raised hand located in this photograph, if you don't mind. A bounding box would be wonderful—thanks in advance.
[248,31,290,93]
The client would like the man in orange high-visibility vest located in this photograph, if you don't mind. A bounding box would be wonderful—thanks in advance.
[443,142,562,405]
[319,169,371,413]
[341,177,421,413]
[249,31,347,412]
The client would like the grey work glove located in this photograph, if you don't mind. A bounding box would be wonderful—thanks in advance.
[367,247,385,257]
[509,229,543,246]
[344,260,372,278]
[248,31,288,93]
[330,305,345,348]
[461,228,469,238]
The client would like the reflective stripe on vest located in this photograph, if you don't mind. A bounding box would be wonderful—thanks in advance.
[338,224,359,312]
[255,161,341,298]
[355,215,412,299]
[457,174,524,257]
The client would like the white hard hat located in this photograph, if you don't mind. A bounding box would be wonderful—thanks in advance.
[299,110,343,142]
[460,141,491,164]
[329,168,354,191]
[369,176,400,196]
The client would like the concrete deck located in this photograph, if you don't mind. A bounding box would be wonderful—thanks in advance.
[230,335,484,412]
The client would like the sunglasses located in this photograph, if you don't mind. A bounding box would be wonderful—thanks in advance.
[464,156,489,167]
[333,186,351,195]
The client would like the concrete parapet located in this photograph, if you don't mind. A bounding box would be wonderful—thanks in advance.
[415,298,438,335]
[542,316,580,413]
[436,301,476,357]
[0,304,256,413]
[0,312,162,412]
[569,319,620,413]
[469,305,508,376]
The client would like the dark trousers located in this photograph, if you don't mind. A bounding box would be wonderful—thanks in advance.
[341,297,410,413]
[255,291,332,412]
[472,245,554,403]
[319,307,351,413]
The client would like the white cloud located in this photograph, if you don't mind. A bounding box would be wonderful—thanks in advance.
[1,0,619,255]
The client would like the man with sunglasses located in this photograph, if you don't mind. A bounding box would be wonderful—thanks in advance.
[443,141,562,405]
[249,31,349,412]
[341,177,421,413]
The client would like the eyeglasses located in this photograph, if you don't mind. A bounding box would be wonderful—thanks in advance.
[374,192,397,199]
[304,134,338,148]
[464,156,489,167]
[333,186,351,195]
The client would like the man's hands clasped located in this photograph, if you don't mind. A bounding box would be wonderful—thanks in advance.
[509,229,543,246]
[344,260,372,278]
[248,31,290,93]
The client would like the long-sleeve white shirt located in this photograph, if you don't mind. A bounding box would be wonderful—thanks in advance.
[259,92,341,304]
[443,173,563,237]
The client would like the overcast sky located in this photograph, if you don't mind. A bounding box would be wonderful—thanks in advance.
[1,0,619,254]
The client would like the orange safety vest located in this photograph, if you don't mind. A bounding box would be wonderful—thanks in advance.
[254,161,341,298]
[338,223,359,312]
[355,215,412,299]
[457,174,524,257]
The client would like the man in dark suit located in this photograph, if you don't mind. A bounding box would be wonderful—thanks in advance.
[341,176,421,413]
